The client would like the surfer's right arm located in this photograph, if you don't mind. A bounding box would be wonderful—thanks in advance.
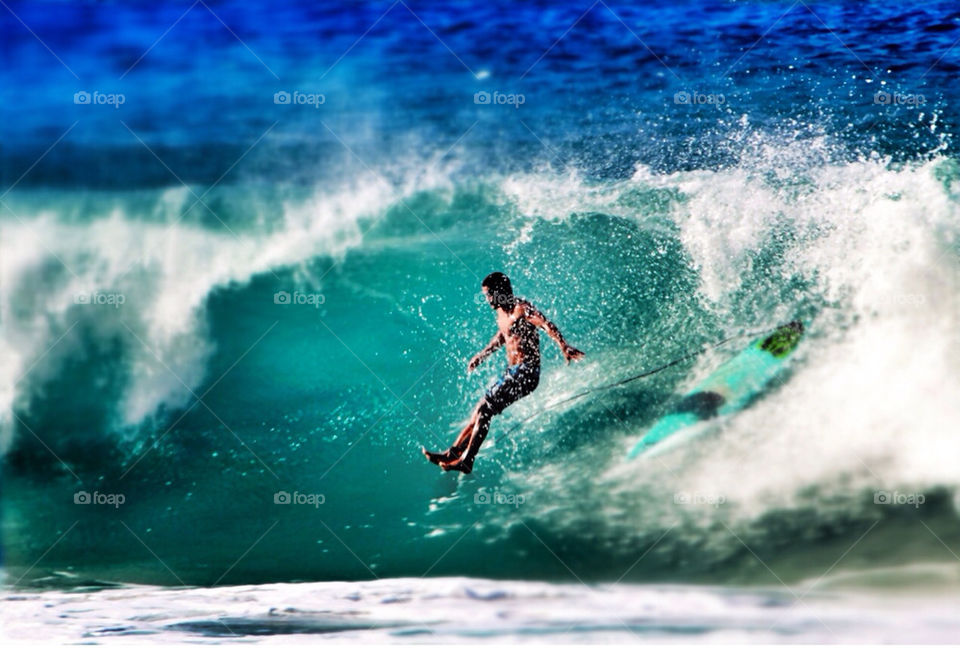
[468,332,504,372]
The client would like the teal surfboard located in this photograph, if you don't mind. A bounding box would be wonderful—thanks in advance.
[627,321,804,459]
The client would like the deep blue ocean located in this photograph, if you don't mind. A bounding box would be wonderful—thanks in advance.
[3,1,960,641]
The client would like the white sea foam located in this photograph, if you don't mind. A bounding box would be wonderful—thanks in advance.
[664,157,960,513]
[3,575,959,643]
[496,153,960,552]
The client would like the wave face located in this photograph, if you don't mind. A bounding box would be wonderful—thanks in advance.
[3,0,960,587]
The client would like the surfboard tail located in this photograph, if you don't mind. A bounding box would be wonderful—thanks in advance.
[627,321,806,460]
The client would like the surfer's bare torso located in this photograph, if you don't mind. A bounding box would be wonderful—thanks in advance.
[493,300,541,367]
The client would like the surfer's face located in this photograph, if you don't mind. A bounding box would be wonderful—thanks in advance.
[483,285,510,310]
[483,286,496,308]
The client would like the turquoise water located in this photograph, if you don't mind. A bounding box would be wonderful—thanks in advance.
[3,0,960,616]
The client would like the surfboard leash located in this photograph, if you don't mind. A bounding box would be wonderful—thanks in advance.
[499,325,782,439]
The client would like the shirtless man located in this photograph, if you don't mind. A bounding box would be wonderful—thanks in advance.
[422,272,584,473]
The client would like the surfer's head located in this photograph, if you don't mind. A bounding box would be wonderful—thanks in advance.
[482,271,514,310]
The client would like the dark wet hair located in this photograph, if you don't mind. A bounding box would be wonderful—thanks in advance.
[482,271,514,309]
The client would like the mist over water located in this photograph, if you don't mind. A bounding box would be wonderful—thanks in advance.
[3,0,960,596]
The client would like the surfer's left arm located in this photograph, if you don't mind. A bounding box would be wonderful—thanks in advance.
[523,303,585,363]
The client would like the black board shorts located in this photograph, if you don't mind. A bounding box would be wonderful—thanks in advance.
[484,361,540,415]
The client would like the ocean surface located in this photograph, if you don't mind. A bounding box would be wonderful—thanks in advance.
[2,0,960,643]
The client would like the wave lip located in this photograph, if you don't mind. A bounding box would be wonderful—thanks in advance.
[0,173,404,454]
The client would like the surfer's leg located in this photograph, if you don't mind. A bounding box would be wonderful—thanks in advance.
[462,409,493,470]
[447,399,487,455]
[443,365,538,473]
[423,400,485,465]
[442,404,493,474]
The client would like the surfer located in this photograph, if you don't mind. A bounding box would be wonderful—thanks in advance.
[423,272,584,473]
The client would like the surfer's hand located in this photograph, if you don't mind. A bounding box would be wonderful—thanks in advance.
[563,345,585,363]
[467,355,482,372]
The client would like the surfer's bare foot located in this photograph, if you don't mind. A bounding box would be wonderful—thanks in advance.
[423,443,469,465]
[422,447,461,465]
[422,447,446,465]
[440,459,472,474]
